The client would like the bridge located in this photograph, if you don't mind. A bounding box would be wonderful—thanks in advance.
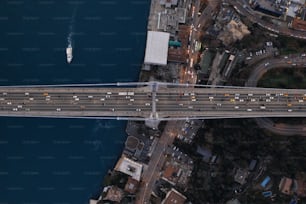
[1,82,306,121]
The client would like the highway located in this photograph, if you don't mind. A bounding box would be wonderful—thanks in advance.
[247,54,306,136]
[1,85,306,119]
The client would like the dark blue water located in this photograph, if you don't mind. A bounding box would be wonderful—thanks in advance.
[0,1,149,203]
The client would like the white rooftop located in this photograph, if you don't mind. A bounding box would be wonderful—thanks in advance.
[114,156,143,181]
[144,31,170,66]
[89,199,98,204]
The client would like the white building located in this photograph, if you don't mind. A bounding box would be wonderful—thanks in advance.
[144,31,170,66]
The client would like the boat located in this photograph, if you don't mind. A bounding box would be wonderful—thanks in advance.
[66,44,73,63]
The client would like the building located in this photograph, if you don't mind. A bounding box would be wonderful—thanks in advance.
[160,0,178,8]
[292,18,306,31]
[248,159,257,171]
[296,179,306,197]
[144,31,170,66]
[250,0,282,17]
[162,165,178,185]
[103,186,124,203]
[279,177,293,195]
[294,172,306,197]
[226,199,241,204]
[196,146,212,163]
[124,177,139,194]
[234,168,248,185]
[161,188,186,204]
[260,176,271,188]
[114,155,143,181]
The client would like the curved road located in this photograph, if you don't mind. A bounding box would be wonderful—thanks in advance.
[246,54,306,136]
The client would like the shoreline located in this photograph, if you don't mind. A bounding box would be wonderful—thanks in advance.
[92,0,157,201]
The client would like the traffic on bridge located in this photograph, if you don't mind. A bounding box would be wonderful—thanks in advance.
[1,83,306,120]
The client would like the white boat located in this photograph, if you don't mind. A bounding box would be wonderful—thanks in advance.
[66,44,73,63]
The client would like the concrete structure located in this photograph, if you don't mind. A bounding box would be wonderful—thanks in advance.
[1,82,306,120]
[114,155,143,181]
[161,188,186,204]
[144,31,170,66]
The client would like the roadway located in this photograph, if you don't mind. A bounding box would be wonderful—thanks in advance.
[246,54,306,136]
[1,85,306,119]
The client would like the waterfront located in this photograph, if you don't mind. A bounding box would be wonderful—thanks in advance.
[0,1,150,203]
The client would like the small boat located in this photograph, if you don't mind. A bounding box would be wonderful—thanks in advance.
[66,44,73,63]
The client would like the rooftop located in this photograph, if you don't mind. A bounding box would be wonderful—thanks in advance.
[144,31,170,66]
[114,155,143,181]
[161,188,187,204]
[279,177,293,195]
[234,168,248,185]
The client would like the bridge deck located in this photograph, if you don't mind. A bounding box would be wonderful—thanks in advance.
[0,85,306,120]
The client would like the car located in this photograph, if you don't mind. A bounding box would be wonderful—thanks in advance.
[288,109,292,112]
[247,109,252,112]
[145,103,150,106]
[260,106,266,109]
[264,62,270,66]
[251,98,256,102]
[234,106,239,109]
[284,56,288,59]
[302,53,306,57]
[239,99,244,102]
[7,102,12,105]
[136,108,141,112]
[56,108,61,111]
[12,108,18,111]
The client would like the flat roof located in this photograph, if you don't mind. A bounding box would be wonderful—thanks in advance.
[162,188,186,204]
[114,156,143,181]
[144,31,170,66]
